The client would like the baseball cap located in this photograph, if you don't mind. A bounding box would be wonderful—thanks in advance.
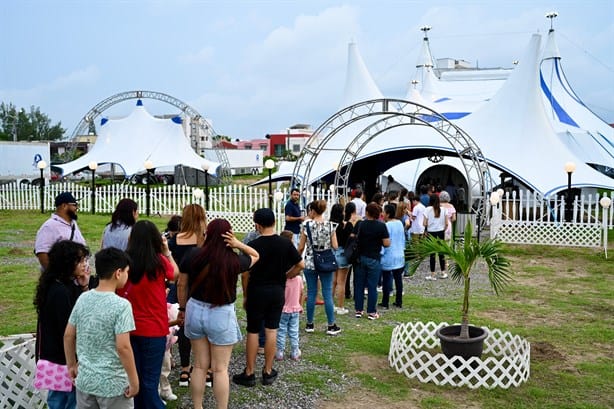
[54,192,78,207]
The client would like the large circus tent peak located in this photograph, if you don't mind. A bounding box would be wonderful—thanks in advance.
[58,100,220,177]
[458,33,612,195]
[341,41,383,108]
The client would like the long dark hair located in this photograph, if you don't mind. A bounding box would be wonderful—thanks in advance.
[330,203,344,235]
[34,240,90,314]
[190,219,240,305]
[429,194,441,218]
[344,202,356,222]
[126,220,165,283]
[109,198,138,231]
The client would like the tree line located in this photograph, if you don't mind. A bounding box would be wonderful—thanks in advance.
[0,102,66,142]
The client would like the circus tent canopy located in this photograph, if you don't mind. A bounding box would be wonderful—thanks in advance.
[58,100,220,177]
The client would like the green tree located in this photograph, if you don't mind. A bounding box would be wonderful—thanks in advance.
[0,102,65,141]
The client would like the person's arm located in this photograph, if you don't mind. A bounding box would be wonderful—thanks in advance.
[162,237,179,281]
[223,231,259,267]
[382,238,391,247]
[286,260,304,279]
[36,253,49,270]
[116,332,139,398]
[241,271,250,310]
[330,226,338,250]
[177,272,188,313]
[64,323,78,381]
[297,230,307,254]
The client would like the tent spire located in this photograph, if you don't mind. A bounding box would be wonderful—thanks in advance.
[416,25,434,69]
[546,11,558,33]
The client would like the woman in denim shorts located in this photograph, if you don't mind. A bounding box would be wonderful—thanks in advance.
[177,219,259,409]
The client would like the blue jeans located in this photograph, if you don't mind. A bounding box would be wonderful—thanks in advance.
[304,269,335,325]
[47,390,76,409]
[130,335,166,409]
[354,256,382,314]
[277,312,300,356]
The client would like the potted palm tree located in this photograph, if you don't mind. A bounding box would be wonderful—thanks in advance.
[409,221,512,359]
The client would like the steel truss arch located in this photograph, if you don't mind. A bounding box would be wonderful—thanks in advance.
[68,90,231,184]
[292,98,493,221]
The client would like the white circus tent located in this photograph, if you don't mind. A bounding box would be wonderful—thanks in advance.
[58,100,220,177]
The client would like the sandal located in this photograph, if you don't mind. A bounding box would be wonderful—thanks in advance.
[179,370,190,387]
[206,371,213,387]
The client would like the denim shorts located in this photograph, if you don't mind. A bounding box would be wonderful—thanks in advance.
[334,247,349,269]
[184,298,242,346]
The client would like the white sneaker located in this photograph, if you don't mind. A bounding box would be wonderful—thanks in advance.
[425,276,437,281]
[161,392,177,401]
[439,272,448,279]
[335,307,349,315]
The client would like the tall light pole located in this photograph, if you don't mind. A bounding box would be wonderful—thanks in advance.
[144,160,154,217]
[202,162,210,210]
[265,159,275,209]
[564,162,576,222]
[88,161,97,214]
[37,160,47,214]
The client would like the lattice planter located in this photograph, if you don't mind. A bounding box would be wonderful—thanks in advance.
[389,321,530,389]
[0,334,45,409]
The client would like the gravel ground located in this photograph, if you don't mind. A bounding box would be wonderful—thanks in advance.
[167,259,494,408]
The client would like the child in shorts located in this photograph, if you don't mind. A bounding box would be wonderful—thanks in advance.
[64,247,139,408]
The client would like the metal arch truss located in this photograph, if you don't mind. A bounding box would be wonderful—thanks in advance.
[68,90,232,184]
[292,98,493,221]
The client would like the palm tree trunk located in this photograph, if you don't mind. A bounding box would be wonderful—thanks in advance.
[460,276,470,339]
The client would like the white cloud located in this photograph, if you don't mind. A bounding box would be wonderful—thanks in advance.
[179,46,215,64]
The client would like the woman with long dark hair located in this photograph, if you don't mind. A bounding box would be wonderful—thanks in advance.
[177,219,258,409]
[34,240,90,409]
[168,203,207,386]
[424,194,449,280]
[101,198,138,251]
[123,220,178,409]
[330,203,352,315]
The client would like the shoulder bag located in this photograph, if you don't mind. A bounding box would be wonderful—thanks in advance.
[344,221,361,265]
[305,222,338,272]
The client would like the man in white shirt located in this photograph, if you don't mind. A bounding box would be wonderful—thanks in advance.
[409,197,426,238]
[351,189,366,219]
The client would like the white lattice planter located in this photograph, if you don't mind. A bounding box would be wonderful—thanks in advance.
[0,334,45,409]
[389,321,530,389]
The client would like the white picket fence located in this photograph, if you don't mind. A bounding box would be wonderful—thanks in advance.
[0,182,337,233]
[489,190,613,255]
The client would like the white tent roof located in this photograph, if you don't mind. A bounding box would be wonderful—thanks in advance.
[58,100,220,177]
[457,34,612,196]
[259,31,613,195]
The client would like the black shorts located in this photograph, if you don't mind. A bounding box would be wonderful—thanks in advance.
[245,285,284,333]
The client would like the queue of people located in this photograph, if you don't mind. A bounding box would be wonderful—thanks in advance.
[33,185,455,409]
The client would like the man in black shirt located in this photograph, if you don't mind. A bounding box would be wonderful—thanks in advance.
[283,188,304,246]
[233,208,303,387]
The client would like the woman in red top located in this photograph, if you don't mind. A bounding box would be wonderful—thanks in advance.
[123,220,178,409]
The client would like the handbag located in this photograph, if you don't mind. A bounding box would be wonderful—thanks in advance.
[305,222,338,272]
[344,222,361,265]
[33,359,73,392]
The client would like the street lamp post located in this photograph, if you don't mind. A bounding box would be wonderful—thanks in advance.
[265,159,275,209]
[37,160,47,214]
[202,163,210,210]
[88,161,98,214]
[564,162,576,222]
[144,160,154,217]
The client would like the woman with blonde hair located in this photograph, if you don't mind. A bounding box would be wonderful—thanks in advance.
[167,204,207,386]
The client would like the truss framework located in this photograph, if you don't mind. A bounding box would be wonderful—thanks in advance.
[292,98,493,220]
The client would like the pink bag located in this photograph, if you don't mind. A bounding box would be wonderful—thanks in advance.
[33,359,73,392]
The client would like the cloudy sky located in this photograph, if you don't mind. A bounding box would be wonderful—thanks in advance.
[2,0,613,140]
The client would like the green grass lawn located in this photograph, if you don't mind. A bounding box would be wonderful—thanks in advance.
[1,209,613,408]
